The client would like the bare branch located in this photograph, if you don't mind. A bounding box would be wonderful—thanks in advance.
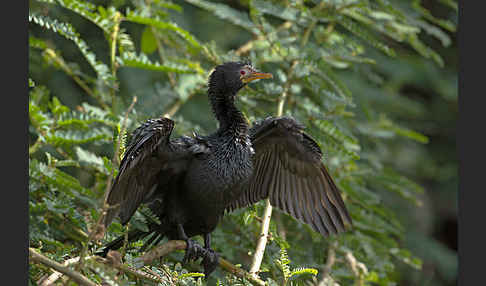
[319,241,337,285]
[249,60,299,279]
[345,251,368,286]
[249,198,273,278]
[29,248,98,286]
[43,48,108,109]
[76,96,138,272]
[38,256,81,286]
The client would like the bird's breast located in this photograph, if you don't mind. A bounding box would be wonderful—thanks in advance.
[184,141,254,207]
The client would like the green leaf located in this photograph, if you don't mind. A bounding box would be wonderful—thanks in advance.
[141,27,157,54]
[390,248,423,270]
[47,128,112,146]
[289,267,318,278]
[379,115,429,143]
[29,36,48,50]
[119,52,196,73]
[184,0,260,35]
[38,0,112,33]
[178,272,205,279]
[339,16,396,57]
[75,146,106,173]
[251,0,309,25]
[29,13,115,86]
[125,10,201,49]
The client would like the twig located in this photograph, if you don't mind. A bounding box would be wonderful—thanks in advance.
[120,222,130,260]
[137,240,266,286]
[319,241,337,285]
[92,256,164,284]
[29,138,42,155]
[345,251,368,286]
[44,48,108,109]
[110,11,122,107]
[38,256,81,286]
[153,27,177,87]
[301,19,317,47]
[162,93,197,118]
[249,198,273,278]
[249,60,299,278]
[35,253,167,286]
[143,266,167,283]
[235,21,293,56]
[29,248,98,286]
[145,0,177,88]
[76,96,137,272]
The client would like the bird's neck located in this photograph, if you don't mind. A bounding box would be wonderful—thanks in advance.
[209,89,249,139]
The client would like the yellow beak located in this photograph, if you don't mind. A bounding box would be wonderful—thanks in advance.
[241,72,273,83]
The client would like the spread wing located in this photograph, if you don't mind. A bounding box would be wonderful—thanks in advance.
[103,117,196,227]
[227,117,352,237]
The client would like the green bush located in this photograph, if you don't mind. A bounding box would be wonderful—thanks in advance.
[29,0,457,285]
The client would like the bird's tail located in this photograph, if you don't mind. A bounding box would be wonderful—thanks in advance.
[96,222,169,257]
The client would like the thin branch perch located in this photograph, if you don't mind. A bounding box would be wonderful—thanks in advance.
[249,198,273,277]
[249,60,299,278]
[29,248,97,286]
[136,240,266,286]
[76,96,138,272]
[38,256,81,286]
[319,241,337,285]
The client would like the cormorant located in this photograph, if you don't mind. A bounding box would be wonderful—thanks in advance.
[100,61,352,276]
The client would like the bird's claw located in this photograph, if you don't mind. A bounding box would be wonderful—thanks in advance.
[182,240,219,276]
[183,239,204,264]
[202,248,219,276]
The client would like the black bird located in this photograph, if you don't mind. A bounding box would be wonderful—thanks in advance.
[100,61,352,276]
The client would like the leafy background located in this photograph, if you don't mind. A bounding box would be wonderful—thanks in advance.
[28,0,457,285]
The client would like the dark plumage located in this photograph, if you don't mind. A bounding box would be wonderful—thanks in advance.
[100,61,352,276]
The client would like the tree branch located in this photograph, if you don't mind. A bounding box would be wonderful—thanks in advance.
[319,241,337,285]
[109,11,122,107]
[43,48,108,110]
[38,256,82,286]
[345,251,368,286]
[249,198,273,277]
[249,60,299,278]
[34,252,168,286]
[135,240,266,286]
[235,21,293,56]
[76,96,138,272]
[29,248,98,286]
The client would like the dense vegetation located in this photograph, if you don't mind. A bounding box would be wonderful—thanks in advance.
[29,0,458,285]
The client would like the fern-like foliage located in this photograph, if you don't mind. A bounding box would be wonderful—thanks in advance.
[125,9,202,49]
[119,52,197,73]
[29,13,115,85]
[274,246,318,285]
[29,0,457,285]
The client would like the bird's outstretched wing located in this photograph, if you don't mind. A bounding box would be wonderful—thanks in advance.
[103,117,197,227]
[227,117,352,237]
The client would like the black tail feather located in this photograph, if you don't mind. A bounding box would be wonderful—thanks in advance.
[96,229,148,257]
[97,221,169,257]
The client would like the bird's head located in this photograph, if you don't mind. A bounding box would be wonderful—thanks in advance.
[208,61,273,96]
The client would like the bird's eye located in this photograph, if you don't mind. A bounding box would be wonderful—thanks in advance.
[240,70,246,75]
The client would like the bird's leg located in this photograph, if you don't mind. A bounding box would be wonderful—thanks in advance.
[202,233,219,276]
[177,224,204,264]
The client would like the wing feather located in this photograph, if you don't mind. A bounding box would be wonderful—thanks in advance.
[227,116,352,237]
[104,118,195,227]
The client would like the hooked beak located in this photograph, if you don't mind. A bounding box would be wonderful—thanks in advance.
[241,71,273,83]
